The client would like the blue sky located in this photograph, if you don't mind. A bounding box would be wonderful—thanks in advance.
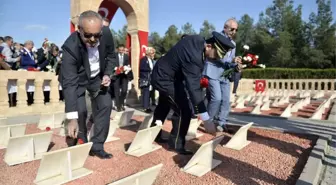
[0,0,335,47]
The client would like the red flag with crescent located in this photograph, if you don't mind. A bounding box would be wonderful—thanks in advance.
[98,0,119,24]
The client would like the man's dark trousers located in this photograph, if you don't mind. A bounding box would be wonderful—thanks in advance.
[76,76,112,151]
[112,75,128,109]
[151,82,192,149]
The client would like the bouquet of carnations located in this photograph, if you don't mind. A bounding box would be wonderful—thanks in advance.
[113,65,132,76]
[222,45,260,78]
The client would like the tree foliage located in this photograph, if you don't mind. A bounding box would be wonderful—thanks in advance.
[111,0,335,68]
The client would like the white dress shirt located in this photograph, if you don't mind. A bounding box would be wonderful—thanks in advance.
[88,43,100,78]
[66,42,101,119]
[118,53,124,66]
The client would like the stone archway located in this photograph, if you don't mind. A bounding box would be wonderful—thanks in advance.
[70,0,149,98]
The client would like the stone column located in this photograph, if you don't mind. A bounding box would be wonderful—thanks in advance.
[0,79,8,109]
[50,79,59,104]
[317,82,321,91]
[330,80,335,91]
[34,79,45,106]
[129,29,140,95]
[16,79,27,108]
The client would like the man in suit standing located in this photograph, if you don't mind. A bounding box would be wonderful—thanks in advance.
[150,32,238,155]
[203,18,241,132]
[112,44,130,111]
[61,10,117,159]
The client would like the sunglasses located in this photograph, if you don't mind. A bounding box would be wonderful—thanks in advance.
[229,28,238,32]
[81,30,102,39]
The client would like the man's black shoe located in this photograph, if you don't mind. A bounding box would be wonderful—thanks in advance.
[168,147,193,155]
[89,150,113,159]
[145,108,152,113]
[155,137,168,143]
[217,125,234,134]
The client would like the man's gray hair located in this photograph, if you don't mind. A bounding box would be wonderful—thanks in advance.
[224,18,238,28]
[24,40,34,46]
[78,10,103,27]
[145,47,154,55]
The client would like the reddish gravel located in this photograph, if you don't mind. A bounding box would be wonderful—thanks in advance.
[0,120,317,185]
[232,98,333,120]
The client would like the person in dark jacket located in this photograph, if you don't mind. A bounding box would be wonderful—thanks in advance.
[150,31,240,155]
[139,47,156,113]
[61,10,117,159]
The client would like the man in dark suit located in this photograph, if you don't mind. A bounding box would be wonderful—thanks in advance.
[111,44,130,111]
[150,32,240,155]
[36,40,50,71]
[61,10,117,159]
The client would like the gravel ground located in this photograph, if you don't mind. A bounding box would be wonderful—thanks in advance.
[0,119,317,185]
[231,100,332,120]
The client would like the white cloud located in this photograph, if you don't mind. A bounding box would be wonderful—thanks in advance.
[24,24,48,31]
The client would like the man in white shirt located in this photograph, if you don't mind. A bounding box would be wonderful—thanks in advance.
[61,10,117,159]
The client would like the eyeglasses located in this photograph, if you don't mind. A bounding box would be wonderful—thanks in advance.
[229,28,238,32]
[81,30,102,39]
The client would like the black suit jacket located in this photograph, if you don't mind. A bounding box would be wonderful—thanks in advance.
[151,35,206,114]
[37,48,46,64]
[61,26,117,113]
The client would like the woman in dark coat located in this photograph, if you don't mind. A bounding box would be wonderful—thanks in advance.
[139,47,156,113]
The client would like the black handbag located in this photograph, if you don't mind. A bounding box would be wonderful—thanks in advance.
[139,78,150,88]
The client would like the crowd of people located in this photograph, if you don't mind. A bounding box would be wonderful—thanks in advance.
[0,36,64,106]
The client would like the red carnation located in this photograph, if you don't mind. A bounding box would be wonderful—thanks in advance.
[115,68,121,75]
[45,127,51,131]
[77,138,84,144]
[200,77,209,88]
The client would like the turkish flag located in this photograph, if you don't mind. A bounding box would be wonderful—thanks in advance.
[255,80,266,92]
[98,0,118,25]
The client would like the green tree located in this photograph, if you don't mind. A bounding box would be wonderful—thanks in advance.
[199,20,216,39]
[110,29,119,48]
[161,25,181,53]
[148,32,164,58]
[116,25,127,46]
[180,22,196,35]
[236,14,255,54]
[308,0,336,67]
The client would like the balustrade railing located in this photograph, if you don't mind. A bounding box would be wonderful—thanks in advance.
[0,71,64,117]
[233,78,335,95]
[1,71,335,118]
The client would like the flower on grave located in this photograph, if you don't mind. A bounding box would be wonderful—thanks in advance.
[46,127,51,131]
[243,45,250,50]
[77,138,84,144]
[200,77,209,88]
